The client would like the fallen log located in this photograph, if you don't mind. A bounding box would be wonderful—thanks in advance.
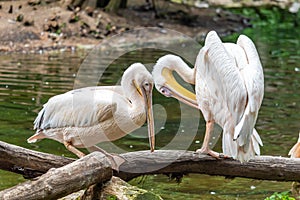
[1,141,300,182]
[0,151,112,200]
[0,141,74,178]
[118,151,300,182]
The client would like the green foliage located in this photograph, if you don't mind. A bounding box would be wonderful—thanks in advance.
[265,191,295,200]
[106,195,118,200]
[230,6,298,28]
[106,23,112,31]
[135,193,162,200]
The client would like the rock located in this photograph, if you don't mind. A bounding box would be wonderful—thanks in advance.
[84,6,94,17]
[289,2,300,13]
[23,19,34,26]
[8,5,13,13]
[58,177,163,200]
[100,177,163,200]
[69,12,80,23]
[16,14,24,22]
[28,0,41,6]
[157,22,164,28]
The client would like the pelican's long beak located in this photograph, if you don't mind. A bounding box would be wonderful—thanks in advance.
[161,68,198,109]
[168,86,198,109]
[142,85,155,152]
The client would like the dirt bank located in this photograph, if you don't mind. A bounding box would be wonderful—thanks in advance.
[0,0,254,53]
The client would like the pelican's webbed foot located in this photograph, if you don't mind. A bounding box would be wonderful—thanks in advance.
[88,145,126,171]
[196,147,220,159]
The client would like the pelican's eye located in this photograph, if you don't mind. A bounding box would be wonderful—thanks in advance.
[160,86,172,97]
[143,82,152,90]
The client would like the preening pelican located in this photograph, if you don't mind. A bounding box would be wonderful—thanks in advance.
[28,63,155,167]
[152,30,264,162]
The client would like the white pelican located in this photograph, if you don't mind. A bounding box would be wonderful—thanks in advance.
[289,132,300,158]
[28,63,155,167]
[152,31,263,162]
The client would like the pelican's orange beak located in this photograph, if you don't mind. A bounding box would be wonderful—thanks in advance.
[141,83,155,152]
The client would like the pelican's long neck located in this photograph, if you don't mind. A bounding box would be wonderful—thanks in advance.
[165,56,195,84]
[153,55,198,108]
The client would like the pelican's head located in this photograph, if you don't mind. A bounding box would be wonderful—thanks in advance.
[152,55,198,109]
[122,63,155,152]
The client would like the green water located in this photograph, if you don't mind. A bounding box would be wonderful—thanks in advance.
[0,8,300,199]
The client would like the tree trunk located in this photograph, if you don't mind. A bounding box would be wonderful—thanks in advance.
[104,0,121,12]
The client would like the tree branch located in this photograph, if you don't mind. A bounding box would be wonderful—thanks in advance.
[0,151,112,200]
[0,141,299,183]
[118,150,300,182]
[0,141,74,178]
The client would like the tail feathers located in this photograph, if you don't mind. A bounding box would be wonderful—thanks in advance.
[233,101,263,162]
[234,104,253,143]
[27,131,46,143]
[236,144,255,163]
[252,128,264,146]
[33,106,46,130]
[222,128,262,162]
[236,128,263,162]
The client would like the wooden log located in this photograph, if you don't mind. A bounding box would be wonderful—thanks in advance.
[0,151,112,200]
[117,150,300,182]
[0,141,74,178]
[1,141,300,182]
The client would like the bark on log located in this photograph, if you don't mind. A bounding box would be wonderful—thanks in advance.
[0,141,74,178]
[0,151,112,200]
[118,150,300,182]
[1,141,300,182]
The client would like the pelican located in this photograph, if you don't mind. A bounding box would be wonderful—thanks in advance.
[152,31,264,162]
[289,132,300,158]
[28,63,155,167]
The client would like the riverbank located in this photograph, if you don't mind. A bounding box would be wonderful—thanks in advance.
[0,0,295,53]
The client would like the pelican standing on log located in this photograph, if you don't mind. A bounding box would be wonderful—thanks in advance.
[28,63,155,168]
[152,31,264,162]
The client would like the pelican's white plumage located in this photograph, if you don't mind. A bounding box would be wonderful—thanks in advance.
[152,30,264,162]
[28,63,155,159]
[289,132,300,158]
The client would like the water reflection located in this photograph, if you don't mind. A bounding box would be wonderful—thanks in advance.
[0,28,299,199]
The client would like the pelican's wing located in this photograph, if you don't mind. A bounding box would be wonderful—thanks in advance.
[90,86,124,96]
[237,35,264,113]
[196,31,247,121]
[233,35,264,143]
[34,86,121,130]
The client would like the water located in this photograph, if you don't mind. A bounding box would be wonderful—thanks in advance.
[0,15,300,200]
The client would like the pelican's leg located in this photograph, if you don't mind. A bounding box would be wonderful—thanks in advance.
[88,145,125,171]
[63,141,86,158]
[196,120,219,158]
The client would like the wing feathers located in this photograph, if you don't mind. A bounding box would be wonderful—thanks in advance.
[34,87,120,130]
[202,31,247,122]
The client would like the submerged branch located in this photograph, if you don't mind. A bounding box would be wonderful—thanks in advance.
[0,141,299,183]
